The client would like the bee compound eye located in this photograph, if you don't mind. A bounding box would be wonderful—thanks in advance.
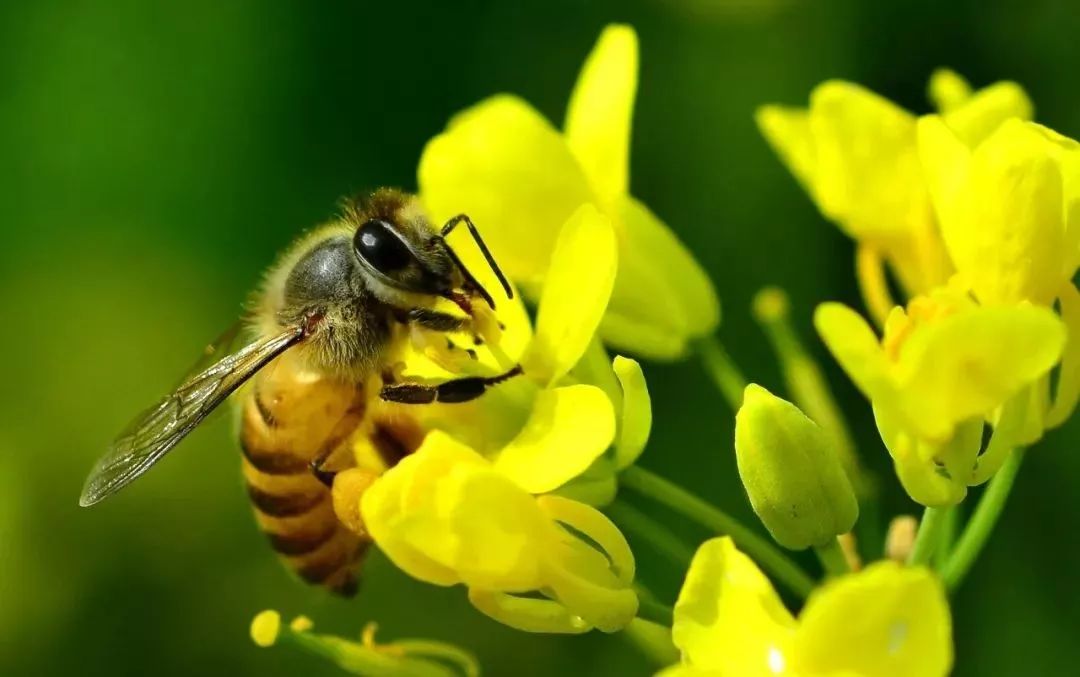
[353,219,413,274]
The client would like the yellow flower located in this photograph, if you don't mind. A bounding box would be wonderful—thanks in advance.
[395,202,651,502]
[418,24,719,360]
[918,116,1080,307]
[250,611,480,676]
[360,431,638,634]
[815,285,1065,505]
[917,116,1080,430]
[735,384,858,550]
[757,71,1031,322]
[659,538,952,677]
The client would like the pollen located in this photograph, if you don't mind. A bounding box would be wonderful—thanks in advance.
[250,610,281,648]
[289,615,314,633]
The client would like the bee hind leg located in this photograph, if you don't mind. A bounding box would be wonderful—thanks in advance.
[379,365,523,404]
[330,468,380,537]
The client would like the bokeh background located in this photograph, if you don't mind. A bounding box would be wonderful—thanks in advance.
[3,1,1080,675]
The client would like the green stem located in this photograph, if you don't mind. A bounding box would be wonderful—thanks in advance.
[933,505,959,570]
[621,618,680,667]
[694,335,748,411]
[814,538,850,577]
[607,499,694,567]
[908,506,947,566]
[751,287,871,499]
[620,466,815,599]
[942,448,1025,591]
[635,594,674,627]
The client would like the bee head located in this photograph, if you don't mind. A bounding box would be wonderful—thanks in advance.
[345,189,507,310]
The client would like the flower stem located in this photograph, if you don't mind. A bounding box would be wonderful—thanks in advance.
[908,506,947,566]
[933,505,958,570]
[941,448,1025,591]
[635,594,674,627]
[694,335,748,410]
[622,618,679,667]
[751,287,871,499]
[814,538,850,577]
[620,466,815,599]
[607,499,694,567]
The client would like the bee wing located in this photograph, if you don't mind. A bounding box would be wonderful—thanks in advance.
[173,320,245,388]
[79,325,305,507]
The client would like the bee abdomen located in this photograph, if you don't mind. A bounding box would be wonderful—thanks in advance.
[242,457,367,595]
[238,360,370,596]
[246,483,324,517]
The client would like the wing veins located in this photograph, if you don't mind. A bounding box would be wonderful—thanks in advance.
[80,326,304,507]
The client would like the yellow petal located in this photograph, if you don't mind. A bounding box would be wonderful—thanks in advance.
[467,588,591,634]
[943,81,1033,146]
[808,81,930,241]
[564,24,637,209]
[533,499,639,633]
[551,457,618,507]
[418,95,594,287]
[916,115,972,271]
[360,433,482,587]
[494,384,616,494]
[672,538,795,671]
[792,562,953,677]
[538,495,635,585]
[875,406,977,507]
[595,307,689,361]
[612,356,652,469]
[898,305,1065,440]
[601,196,720,360]
[926,118,1080,305]
[524,205,617,384]
[927,69,972,112]
[541,536,640,633]
[1050,281,1080,427]
[756,104,818,201]
[813,303,896,407]
[437,467,550,591]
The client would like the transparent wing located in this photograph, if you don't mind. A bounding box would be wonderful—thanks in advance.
[80,325,304,507]
[172,320,245,388]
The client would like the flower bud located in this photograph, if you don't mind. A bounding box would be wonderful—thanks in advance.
[734,384,858,550]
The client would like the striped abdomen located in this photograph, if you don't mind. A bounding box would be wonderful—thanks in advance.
[239,353,369,595]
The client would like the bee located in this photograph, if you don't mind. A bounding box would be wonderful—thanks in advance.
[80,188,520,595]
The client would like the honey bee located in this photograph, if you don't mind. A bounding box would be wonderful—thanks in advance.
[80,188,520,595]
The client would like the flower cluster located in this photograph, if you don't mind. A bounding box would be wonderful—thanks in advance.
[660,538,952,677]
[251,23,1075,677]
[761,70,1080,506]
[358,200,648,633]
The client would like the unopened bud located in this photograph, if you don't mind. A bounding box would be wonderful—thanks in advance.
[735,384,859,550]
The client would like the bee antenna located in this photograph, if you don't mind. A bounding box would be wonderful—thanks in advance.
[438,239,497,310]
[440,214,514,302]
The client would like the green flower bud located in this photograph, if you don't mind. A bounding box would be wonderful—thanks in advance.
[734,384,859,550]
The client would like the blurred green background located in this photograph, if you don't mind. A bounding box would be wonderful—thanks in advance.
[3,1,1079,675]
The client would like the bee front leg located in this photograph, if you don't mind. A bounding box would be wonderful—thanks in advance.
[379,365,523,404]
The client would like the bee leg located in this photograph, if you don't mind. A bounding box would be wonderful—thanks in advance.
[310,455,337,488]
[379,365,523,404]
[330,468,379,537]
